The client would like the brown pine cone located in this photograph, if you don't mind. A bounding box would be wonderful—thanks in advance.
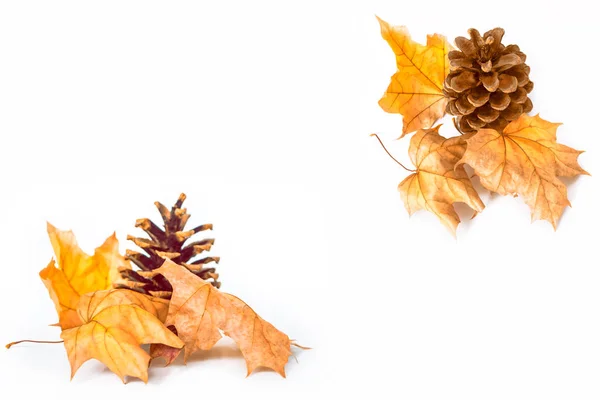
[115,193,220,299]
[444,27,534,134]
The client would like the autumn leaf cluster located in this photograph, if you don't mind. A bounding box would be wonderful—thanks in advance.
[13,223,299,383]
[375,18,588,234]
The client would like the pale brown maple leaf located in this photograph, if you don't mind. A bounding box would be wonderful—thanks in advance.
[457,113,588,228]
[154,259,294,377]
[399,125,485,235]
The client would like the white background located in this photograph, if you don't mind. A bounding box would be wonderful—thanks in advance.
[0,0,599,399]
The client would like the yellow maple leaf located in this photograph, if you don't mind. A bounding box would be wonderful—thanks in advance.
[154,259,293,377]
[399,126,485,235]
[458,114,588,228]
[61,289,183,383]
[40,223,128,329]
[377,17,452,137]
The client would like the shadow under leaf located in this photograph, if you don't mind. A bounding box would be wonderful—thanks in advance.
[165,342,244,367]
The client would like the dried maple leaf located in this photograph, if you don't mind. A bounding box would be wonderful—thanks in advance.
[458,114,588,228]
[377,17,452,137]
[220,292,293,376]
[154,259,293,377]
[40,223,128,329]
[61,289,183,383]
[398,126,485,235]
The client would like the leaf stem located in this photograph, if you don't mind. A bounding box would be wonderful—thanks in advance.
[291,342,312,350]
[370,134,415,172]
[5,339,63,349]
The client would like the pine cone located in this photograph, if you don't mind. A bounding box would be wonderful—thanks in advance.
[444,28,534,134]
[115,193,220,299]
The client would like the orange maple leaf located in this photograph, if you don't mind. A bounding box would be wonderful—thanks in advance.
[377,17,452,137]
[40,223,128,329]
[458,114,588,228]
[154,259,294,377]
[398,126,484,235]
[61,289,183,383]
